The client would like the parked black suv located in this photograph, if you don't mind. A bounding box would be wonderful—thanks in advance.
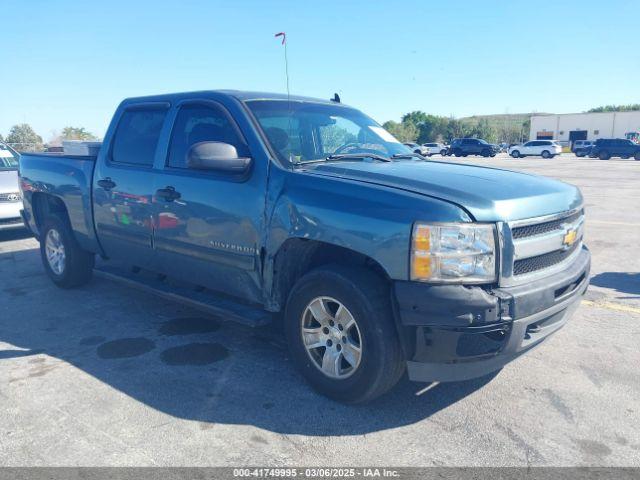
[449,138,499,157]
[589,138,640,160]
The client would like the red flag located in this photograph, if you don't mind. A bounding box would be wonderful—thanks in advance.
[275,32,286,45]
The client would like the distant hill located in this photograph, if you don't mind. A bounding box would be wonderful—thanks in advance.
[460,113,542,128]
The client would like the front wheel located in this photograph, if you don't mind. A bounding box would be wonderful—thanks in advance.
[541,150,551,158]
[511,150,520,158]
[599,151,611,160]
[284,265,405,404]
[635,152,640,161]
[440,149,447,156]
[40,215,94,288]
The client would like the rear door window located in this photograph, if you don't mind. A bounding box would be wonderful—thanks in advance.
[112,108,168,166]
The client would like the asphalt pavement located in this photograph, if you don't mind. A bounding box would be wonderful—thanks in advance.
[0,154,638,466]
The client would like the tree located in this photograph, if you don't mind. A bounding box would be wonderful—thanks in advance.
[61,126,98,141]
[5,124,44,152]
[382,120,418,143]
[587,104,640,113]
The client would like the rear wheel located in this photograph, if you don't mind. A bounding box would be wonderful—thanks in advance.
[440,149,447,156]
[284,265,405,404]
[481,149,490,157]
[453,148,462,157]
[635,152,640,161]
[541,150,551,158]
[599,151,611,160]
[576,152,584,157]
[40,216,94,288]
[511,150,520,158]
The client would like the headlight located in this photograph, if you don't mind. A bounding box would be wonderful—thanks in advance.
[411,223,497,283]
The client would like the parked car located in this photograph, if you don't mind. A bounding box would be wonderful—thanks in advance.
[589,138,640,160]
[509,140,562,159]
[403,142,427,156]
[449,138,500,157]
[19,90,590,403]
[422,143,448,156]
[572,140,593,157]
[0,143,24,231]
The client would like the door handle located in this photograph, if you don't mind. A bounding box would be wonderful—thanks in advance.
[155,186,181,202]
[97,178,116,190]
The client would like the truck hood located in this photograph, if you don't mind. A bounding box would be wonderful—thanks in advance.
[0,170,19,194]
[303,160,583,222]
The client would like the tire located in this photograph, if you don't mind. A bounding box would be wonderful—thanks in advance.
[635,152,640,161]
[511,150,520,158]
[599,151,610,160]
[453,148,462,157]
[481,149,490,157]
[622,155,630,159]
[541,150,551,159]
[576,152,584,157]
[440,149,447,156]
[39,215,94,288]
[284,265,405,404]
[490,153,496,157]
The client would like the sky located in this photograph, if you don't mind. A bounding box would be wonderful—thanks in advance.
[1,0,638,141]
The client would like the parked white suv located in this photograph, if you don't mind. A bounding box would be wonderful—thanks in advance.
[422,143,448,156]
[509,140,562,158]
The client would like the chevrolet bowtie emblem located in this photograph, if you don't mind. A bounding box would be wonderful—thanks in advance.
[562,228,578,248]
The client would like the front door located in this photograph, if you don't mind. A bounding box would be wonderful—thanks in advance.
[93,104,169,269]
[151,101,265,303]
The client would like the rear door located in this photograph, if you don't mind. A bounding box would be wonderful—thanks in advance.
[93,103,169,268]
[151,100,265,303]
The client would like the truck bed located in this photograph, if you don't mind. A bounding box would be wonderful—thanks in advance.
[19,152,100,252]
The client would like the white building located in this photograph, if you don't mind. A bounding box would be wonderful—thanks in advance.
[530,111,640,145]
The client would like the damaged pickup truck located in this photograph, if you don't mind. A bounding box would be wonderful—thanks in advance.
[18,91,590,403]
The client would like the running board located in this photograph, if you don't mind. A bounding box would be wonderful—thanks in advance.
[94,264,273,328]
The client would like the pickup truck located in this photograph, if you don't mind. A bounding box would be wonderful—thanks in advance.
[19,90,590,403]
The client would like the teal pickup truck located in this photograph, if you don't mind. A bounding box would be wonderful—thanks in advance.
[19,90,590,403]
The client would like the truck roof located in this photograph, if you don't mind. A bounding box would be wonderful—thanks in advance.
[120,90,346,107]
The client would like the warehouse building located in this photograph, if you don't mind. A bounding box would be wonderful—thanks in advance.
[530,111,640,146]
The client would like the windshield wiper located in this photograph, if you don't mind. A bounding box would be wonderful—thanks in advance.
[325,153,392,162]
[391,153,427,160]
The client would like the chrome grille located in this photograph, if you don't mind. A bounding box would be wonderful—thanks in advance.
[513,242,580,275]
[512,209,583,239]
[500,207,584,286]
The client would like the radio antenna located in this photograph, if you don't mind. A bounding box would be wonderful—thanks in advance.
[274,32,290,101]
[275,32,295,163]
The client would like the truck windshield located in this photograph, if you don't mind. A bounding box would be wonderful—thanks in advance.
[0,146,19,171]
[246,100,411,166]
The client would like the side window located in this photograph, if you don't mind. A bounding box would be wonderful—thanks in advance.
[524,141,533,147]
[167,104,248,169]
[112,108,167,166]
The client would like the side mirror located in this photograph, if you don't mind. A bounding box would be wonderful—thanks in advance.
[186,141,252,174]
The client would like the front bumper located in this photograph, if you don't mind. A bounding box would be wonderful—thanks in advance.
[394,246,590,383]
[0,202,25,230]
